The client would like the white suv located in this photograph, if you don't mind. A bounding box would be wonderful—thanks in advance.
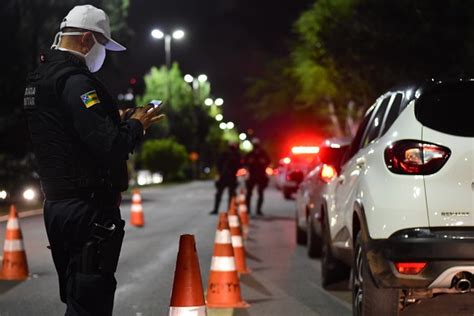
[321,80,474,315]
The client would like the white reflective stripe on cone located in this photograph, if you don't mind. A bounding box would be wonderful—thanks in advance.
[238,204,247,212]
[132,194,141,203]
[4,239,24,252]
[169,306,206,316]
[214,229,232,244]
[6,218,19,230]
[131,204,143,212]
[231,235,243,247]
[228,215,239,227]
[211,256,236,271]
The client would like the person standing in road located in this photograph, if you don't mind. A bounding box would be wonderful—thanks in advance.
[23,5,164,315]
[210,142,242,214]
[244,138,271,216]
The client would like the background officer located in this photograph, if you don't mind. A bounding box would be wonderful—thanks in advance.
[23,5,164,315]
[244,138,271,216]
[210,142,242,214]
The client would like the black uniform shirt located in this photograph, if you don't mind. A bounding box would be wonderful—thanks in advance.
[24,50,143,198]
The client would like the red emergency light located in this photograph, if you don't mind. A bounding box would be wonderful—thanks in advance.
[291,146,320,155]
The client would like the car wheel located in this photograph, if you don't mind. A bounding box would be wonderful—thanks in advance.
[321,219,349,288]
[307,215,322,258]
[295,212,307,245]
[352,231,400,316]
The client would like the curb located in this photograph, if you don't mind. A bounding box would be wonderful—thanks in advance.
[0,209,43,223]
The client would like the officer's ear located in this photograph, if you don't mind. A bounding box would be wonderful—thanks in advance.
[80,32,96,55]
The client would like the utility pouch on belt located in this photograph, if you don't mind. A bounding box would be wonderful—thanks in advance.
[81,219,125,274]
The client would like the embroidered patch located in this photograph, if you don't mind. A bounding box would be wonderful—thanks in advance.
[80,90,100,108]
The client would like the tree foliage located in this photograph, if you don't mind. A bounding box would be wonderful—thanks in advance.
[136,63,227,177]
[248,0,474,136]
[139,139,188,180]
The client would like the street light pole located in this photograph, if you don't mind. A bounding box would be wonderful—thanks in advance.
[164,34,171,69]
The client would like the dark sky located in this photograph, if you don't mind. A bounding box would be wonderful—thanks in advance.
[105,0,313,143]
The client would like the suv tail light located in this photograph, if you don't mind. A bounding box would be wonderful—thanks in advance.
[320,164,337,183]
[384,140,451,175]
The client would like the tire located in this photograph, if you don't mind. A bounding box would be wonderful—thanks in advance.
[307,215,322,258]
[352,231,400,316]
[321,219,350,288]
[296,212,307,245]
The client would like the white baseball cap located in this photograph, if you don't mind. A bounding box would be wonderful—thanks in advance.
[60,5,126,51]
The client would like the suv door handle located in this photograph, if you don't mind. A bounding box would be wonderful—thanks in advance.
[356,157,366,168]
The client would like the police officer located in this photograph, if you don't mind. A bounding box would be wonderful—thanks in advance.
[244,138,271,216]
[23,5,164,315]
[210,142,242,214]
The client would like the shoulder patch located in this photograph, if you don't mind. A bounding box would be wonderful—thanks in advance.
[80,90,100,108]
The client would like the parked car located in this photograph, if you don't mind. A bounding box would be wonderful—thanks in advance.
[321,80,474,315]
[294,137,351,258]
[275,146,319,199]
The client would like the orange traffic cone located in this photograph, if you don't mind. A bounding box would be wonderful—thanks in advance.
[206,213,249,308]
[130,189,144,227]
[228,206,251,274]
[237,198,250,240]
[236,188,246,204]
[0,205,29,280]
[169,234,206,316]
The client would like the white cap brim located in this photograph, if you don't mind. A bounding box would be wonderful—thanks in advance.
[105,37,126,51]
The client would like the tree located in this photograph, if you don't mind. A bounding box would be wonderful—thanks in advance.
[139,139,188,180]
[248,0,474,137]
[136,63,226,178]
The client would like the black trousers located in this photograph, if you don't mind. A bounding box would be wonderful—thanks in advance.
[245,177,268,214]
[212,180,237,213]
[43,195,122,316]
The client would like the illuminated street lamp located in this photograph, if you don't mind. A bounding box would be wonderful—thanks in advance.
[239,133,247,140]
[215,114,223,121]
[151,28,185,68]
[226,121,234,129]
[205,98,214,106]
[214,98,224,106]
[184,74,207,104]
[204,97,223,107]
[219,122,227,130]
[184,74,194,83]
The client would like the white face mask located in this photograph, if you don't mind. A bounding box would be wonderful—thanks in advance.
[51,31,106,73]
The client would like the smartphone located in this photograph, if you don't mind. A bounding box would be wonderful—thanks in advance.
[148,99,163,108]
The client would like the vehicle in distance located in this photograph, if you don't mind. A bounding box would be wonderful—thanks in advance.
[294,137,351,258]
[276,146,320,199]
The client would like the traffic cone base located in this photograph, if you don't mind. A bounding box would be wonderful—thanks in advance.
[169,306,206,316]
[206,269,249,308]
[0,205,29,280]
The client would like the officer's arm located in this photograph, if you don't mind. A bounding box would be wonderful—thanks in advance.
[63,74,143,161]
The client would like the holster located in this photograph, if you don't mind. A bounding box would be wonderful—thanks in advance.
[81,219,125,274]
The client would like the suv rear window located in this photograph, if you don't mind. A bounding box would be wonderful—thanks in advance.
[415,83,474,137]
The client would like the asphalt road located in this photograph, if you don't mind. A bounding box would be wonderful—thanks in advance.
[0,181,353,315]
